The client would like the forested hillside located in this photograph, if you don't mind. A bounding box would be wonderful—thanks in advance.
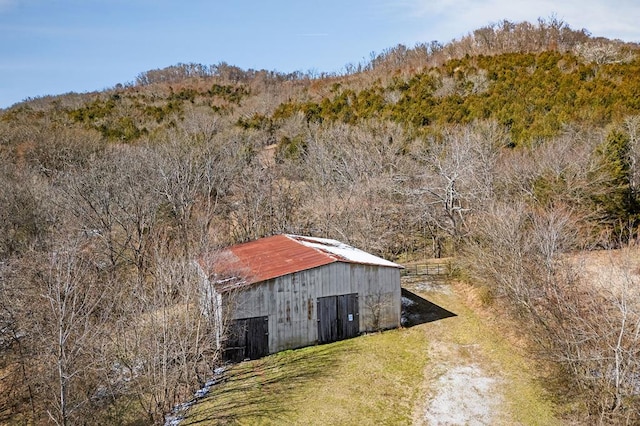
[1,18,640,424]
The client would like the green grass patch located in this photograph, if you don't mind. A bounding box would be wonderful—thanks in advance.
[184,327,430,425]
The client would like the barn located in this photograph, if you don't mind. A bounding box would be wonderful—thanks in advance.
[198,234,403,361]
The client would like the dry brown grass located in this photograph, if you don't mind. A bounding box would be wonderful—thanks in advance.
[572,247,640,296]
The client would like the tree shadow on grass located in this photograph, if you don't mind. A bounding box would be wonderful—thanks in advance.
[401,287,457,327]
[185,344,342,424]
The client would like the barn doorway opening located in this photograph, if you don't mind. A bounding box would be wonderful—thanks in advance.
[317,293,359,344]
[224,316,269,362]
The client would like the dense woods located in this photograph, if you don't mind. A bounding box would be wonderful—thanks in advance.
[2,18,640,424]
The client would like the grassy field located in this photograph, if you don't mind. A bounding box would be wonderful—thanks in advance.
[184,325,430,425]
[183,278,561,425]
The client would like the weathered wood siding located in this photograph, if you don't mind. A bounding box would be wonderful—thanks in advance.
[223,262,401,354]
[352,263,402,332]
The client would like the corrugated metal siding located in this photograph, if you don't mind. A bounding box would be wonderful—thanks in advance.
[222,235,335,284]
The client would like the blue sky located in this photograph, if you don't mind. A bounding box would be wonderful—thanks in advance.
[1,0,639,108]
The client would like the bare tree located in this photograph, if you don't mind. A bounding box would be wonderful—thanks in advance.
[464,198,640,422]
[152,130,245,254]
[104,239,221,423]
[538,252,640,423]
[31,239,107,425]
[0,161,48,259]
[408,123,506,255]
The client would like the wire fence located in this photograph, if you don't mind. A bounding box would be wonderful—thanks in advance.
[401,263,449,277]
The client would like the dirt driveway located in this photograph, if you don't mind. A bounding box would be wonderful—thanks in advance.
[402,277,559,426]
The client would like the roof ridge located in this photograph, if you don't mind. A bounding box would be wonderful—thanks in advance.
[284,234,341,262]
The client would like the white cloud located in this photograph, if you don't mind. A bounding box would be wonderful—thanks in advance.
[387,0,640,43]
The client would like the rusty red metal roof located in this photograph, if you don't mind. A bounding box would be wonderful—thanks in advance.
[204,234,402,287]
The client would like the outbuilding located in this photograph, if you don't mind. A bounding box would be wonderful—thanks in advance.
[198,234,403,361]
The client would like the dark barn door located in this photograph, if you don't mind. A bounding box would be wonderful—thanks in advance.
[224,316,269,362]
[317,296,338,343]
[317,293,359,344]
